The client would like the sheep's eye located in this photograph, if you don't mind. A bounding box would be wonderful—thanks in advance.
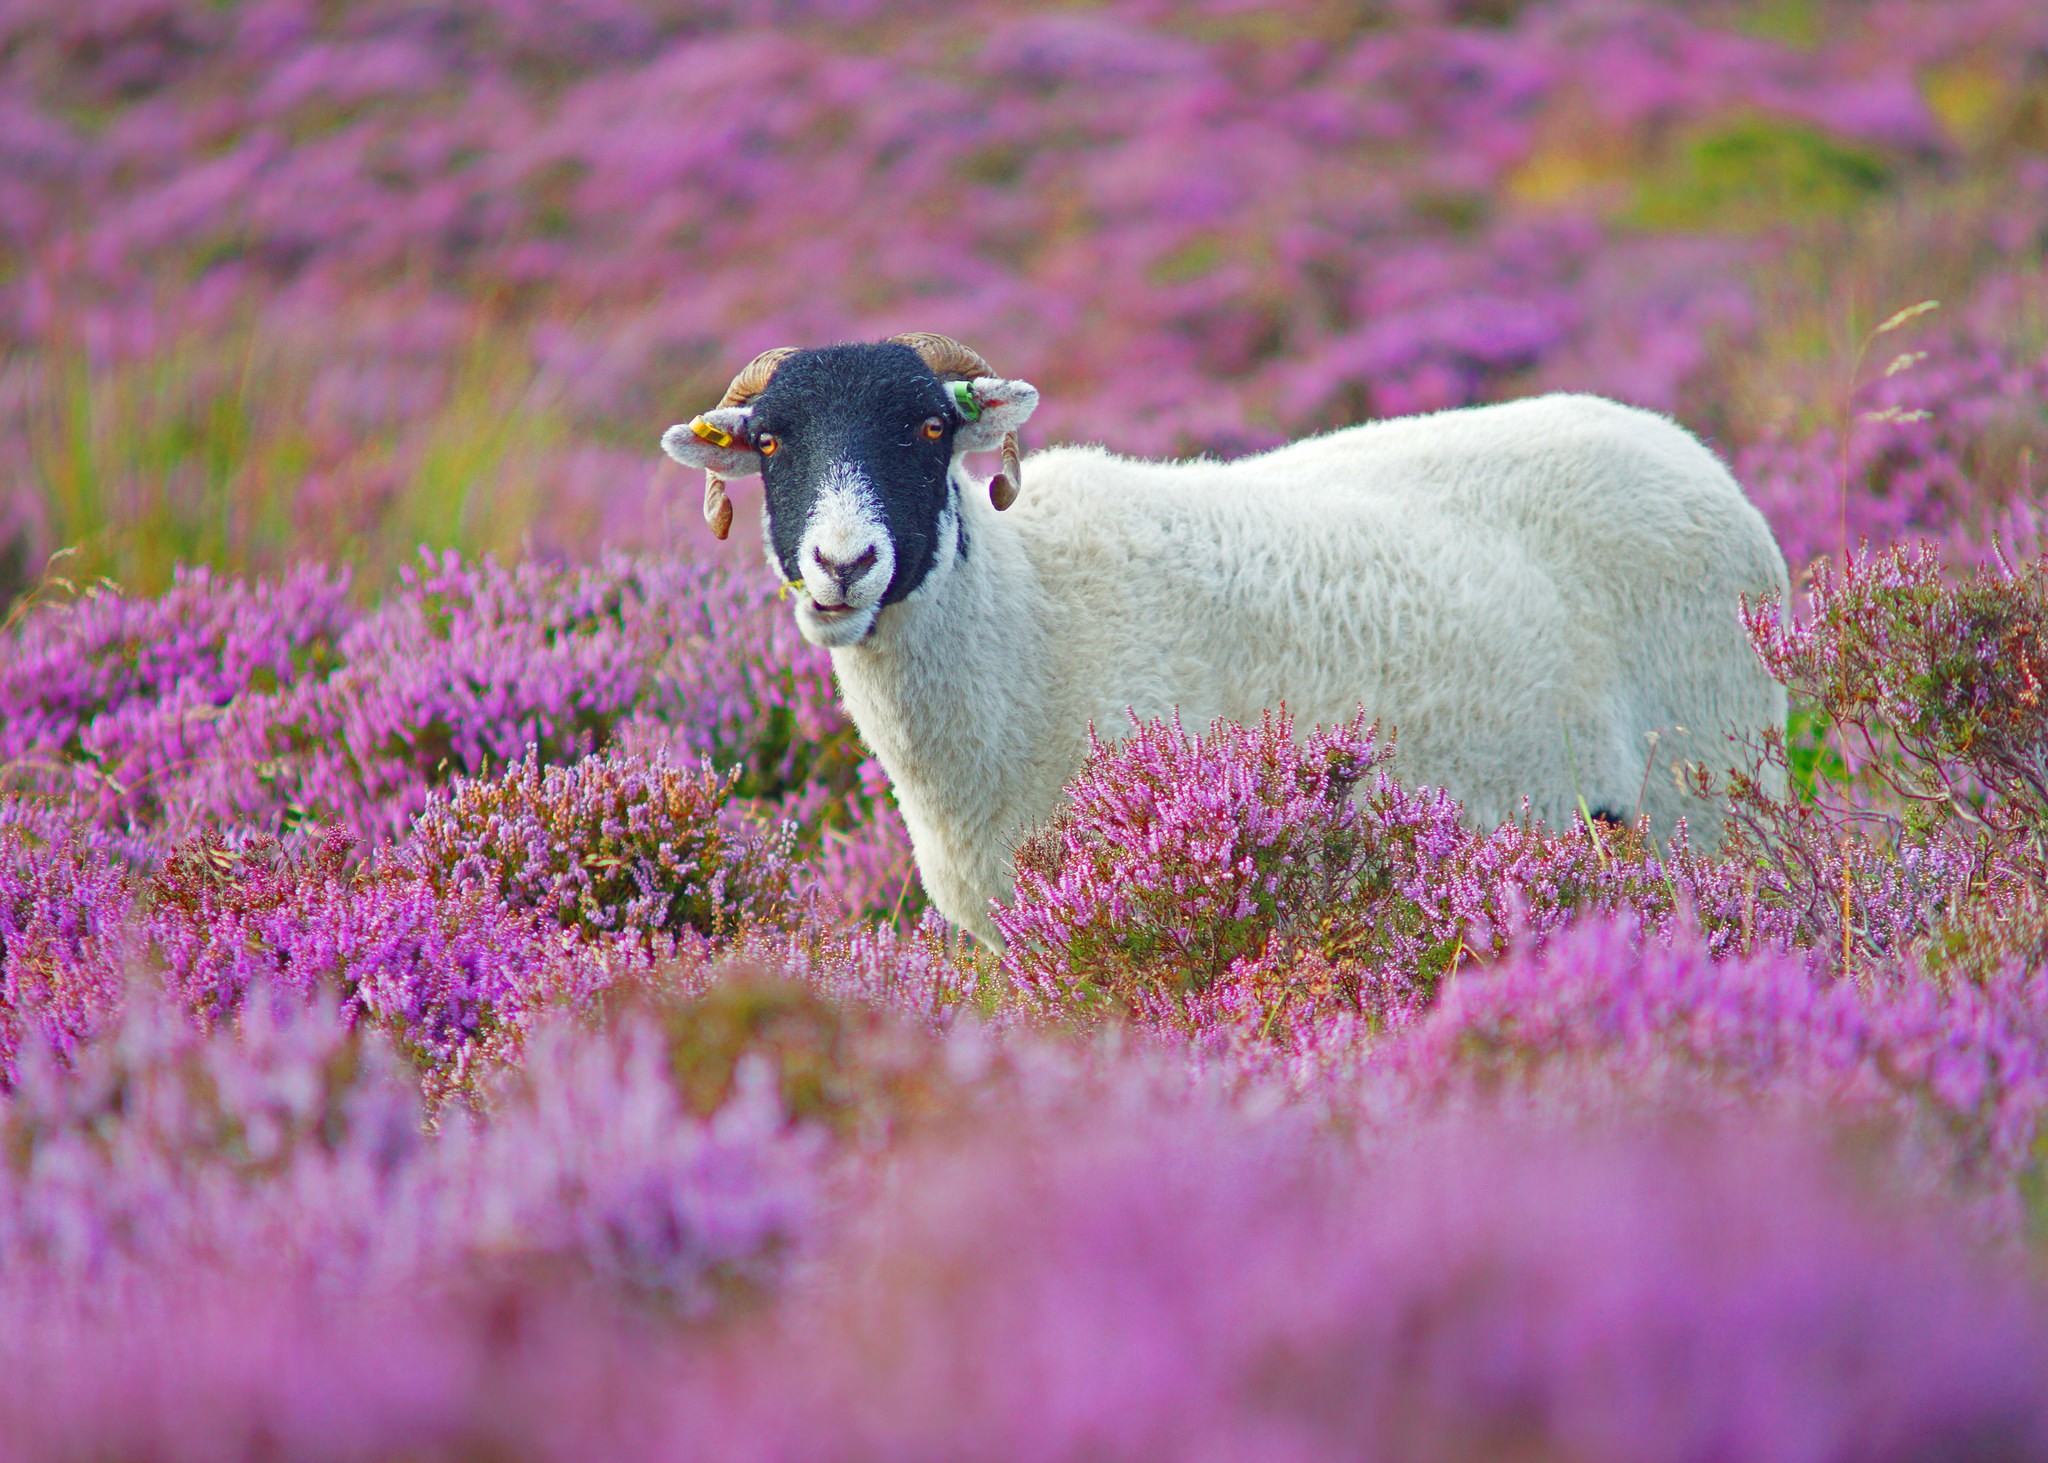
[921,417,945,442]
[756,432,779,457]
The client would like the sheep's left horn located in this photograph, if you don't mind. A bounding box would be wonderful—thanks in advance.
[888,332,994,381]
[697,345,799,540]
[888,332,1023,511]
[991,432,1021,510]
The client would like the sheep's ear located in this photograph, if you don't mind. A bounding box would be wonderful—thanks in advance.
[949,377,1038,454]
[660,407,761,479]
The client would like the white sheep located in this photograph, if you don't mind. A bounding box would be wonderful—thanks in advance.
[662,335,1788,946]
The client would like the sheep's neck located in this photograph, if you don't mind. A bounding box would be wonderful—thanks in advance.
[827,496,1055,921]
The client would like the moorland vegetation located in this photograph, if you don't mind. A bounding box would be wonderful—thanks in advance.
[6,1,2048,1456]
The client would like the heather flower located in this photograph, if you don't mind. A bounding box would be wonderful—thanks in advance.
[1384,916,2048,1210]
[0,977,824,1325]
[1743,542,2048,858]
[615,566,911,923]
[776,1103,2048,1463]
[143,827,558,1074]
[697,915,987,1033]
[999,709,1760,1037]
[0,794,134,1085]
[404,748,805,947]
[208,549,681,842]
[0,564,352,832]
[997,709,1398,1024]
[767,757,921,925]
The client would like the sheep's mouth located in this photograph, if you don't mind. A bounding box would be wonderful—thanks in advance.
[802,598,874,637]
[795,595,879,648]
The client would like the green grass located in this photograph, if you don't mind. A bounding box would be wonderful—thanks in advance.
[9,319,568,601]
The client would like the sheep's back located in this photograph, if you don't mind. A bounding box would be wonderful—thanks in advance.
[1008,393,1786,833]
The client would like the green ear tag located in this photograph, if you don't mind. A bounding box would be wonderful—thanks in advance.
[949,381,981,422]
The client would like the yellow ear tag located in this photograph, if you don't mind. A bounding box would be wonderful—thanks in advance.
[691,417,737,449]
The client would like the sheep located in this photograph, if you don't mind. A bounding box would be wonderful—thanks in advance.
[661,335,1789,946]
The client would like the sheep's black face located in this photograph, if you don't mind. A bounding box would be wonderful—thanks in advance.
[659,337,1039,649]
[747,343,958,647]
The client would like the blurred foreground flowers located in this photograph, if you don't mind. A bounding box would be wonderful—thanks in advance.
[6,531,2048,1457]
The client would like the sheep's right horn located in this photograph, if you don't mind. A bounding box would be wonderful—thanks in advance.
[699,345,799,540]
[715,345,800,410]
[888,332,1023,511]
[702,468,736,540]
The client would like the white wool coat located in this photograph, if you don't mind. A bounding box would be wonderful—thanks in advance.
[829,393,1789,946]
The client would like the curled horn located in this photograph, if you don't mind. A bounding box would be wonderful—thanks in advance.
[888,332,1022,510]
[697,345,798,540]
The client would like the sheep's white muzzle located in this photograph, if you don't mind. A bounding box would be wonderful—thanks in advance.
[793,465,893,647]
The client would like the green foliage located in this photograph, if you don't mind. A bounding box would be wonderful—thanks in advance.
[1728,0,1824,48]
[1784,704,1850,802]
[1631,116,1891,232]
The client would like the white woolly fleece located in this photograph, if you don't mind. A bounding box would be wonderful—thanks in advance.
[828,393,1789,947]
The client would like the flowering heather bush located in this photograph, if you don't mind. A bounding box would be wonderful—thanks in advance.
[999,709,1766,1035]
[998,711,1396,1022]
[1710,780,2023,974]
[5,2,2048,1453]
[0,563,352,827]
[0,795,132,1085]
[1747,542,2048,854]
[0,984,423,1289]
[766,1107,2048,1463]
[648,971,969,1144]
[1669,542,2048,975]
[6,1035,2046,1461]
[214,550,687,842]
[3,0,2045,590]
[405,749,804,946]
[1387,918,2048,1215]
[0,981,824,1319]
[679,916,988,1036]
[144,827,557,1075]
[0,547,914,915]
[0,549,668,843]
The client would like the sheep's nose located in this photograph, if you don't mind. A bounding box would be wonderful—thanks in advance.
[813,544,877,592]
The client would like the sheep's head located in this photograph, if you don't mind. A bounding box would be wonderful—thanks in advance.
[660,336,1038,648]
